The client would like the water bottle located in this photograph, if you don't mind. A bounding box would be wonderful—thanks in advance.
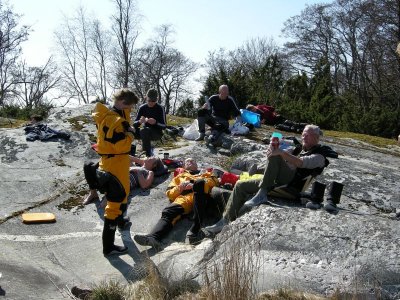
[271,132,282,150]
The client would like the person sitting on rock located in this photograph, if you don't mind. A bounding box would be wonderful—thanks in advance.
[205,124,339,234]
[134,158,219,249]
[133,88,167,157]
[195,85,241,146]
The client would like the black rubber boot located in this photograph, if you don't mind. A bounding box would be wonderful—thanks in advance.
[327,181,344,204]
[324,181,344,212]
[102,218,128,256]
[305,181,326,209]
[311,181,326,203]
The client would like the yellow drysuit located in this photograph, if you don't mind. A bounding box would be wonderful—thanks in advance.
[92,102,134,221]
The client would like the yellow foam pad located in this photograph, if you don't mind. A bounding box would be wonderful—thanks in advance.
[22,213,56,224]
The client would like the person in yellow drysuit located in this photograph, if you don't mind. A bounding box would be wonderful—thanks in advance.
[134,158,219,248]
[92,88,138,256]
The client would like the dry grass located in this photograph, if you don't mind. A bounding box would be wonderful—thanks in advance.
[0,117,27,128]
[166,115,193,127]
[88,280,125,300]
[198,236,261,300]
[324,130,398,148]
[258,288,326,299]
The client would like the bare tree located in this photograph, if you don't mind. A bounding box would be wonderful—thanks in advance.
[132,24,198,113]
[13,58,61,108]
[54,6,92,104]
[0,2,30,106]
[90,18,113,101]
[282,0,400,108]
[111,0,141,88]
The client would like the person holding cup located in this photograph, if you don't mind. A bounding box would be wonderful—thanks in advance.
[205,124,340,234]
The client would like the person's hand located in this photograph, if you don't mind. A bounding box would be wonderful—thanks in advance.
[147,117,156,125]
[179,182,193,192]
[139,116,146,124]
[202,102,209,109]
[266,145,282,159]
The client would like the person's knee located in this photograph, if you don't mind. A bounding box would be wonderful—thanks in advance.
[193,179,205,193]
[161,204,184,220]
[197,108,209,117]
[105,176,126,201]
[268,154,284,163]
[140,127,151,137]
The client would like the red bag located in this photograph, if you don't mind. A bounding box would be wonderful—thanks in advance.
[220,172,240,186]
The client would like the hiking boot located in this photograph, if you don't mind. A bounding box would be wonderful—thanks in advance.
[186,229,205,245]
[134,234,161,249]
[195,132,205,141]
[243,189,269,208]
[306,201,322,210]
[204,218,228,234]
[103,245,128,256]
[186,228,197,238]
[324,199,337,212]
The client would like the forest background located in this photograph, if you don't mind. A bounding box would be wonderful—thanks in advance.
[1,0,399,138]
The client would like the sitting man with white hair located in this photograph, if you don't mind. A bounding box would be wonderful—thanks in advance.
[205,124,339,234]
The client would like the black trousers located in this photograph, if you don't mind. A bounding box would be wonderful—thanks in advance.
[134,126,163,157]
[148,180,218,241]
[197,108,229,137]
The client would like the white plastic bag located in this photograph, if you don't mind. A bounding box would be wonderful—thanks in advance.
[183,120,200,140]
[230,121,250,136]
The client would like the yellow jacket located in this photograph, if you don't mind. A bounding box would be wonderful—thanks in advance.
[166,170,219,214]
[92,102,133,155]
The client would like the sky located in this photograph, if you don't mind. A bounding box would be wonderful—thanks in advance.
[12,0,327,67]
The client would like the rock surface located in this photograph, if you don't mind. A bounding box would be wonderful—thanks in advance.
[0,105,399,299]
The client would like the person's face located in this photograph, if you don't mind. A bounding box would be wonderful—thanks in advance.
[219,86,229,99]
[146,97,157,107]
[184,158,198,171]
[301,127,319,149]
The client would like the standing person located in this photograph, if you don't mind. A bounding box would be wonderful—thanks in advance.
[195,85,241,145]
[133,88,167,157]
[92,88,138,256]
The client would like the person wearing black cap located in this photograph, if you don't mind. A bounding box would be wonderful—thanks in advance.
[133,88,167,157]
